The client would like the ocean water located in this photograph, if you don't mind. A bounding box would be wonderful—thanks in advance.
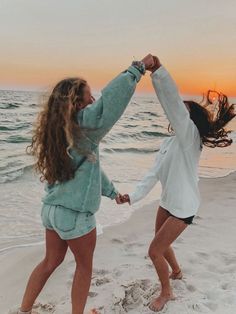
[0,90,236,253]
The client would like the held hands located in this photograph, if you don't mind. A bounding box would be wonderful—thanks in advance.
[141,54,155,72]
[149,55,162,73]
[115,193,131,205]
[140,54,162,73]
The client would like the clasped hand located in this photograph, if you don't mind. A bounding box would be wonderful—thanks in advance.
[115,193,130,205]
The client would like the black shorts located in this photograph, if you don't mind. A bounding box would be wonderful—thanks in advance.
[167,210,195,225]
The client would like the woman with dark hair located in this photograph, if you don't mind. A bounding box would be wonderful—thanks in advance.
[14,54,155,314]
[119,55,235,312]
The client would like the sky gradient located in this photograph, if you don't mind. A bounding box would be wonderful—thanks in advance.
[0,0,235,95]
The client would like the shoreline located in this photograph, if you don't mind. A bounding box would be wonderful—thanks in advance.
[0,169,235,255]
[1,172,236,313]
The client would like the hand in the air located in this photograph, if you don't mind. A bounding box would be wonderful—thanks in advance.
[141,54,155,72]
[149,55,162,73]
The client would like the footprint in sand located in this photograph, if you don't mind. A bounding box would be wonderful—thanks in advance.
[221,281,236,291]
[203,301,218,311]
[221,282,229,290]
[125,252,139,258]
[186,284,197,292]
[92,268,111,286]
[124,242,144,249]
[221,254,236,266]
[111,238,124,244]
[97,305,105,313]
[33,302,55,313]
[112,279,158,312]
[88,291,98,298]
[112,268,122,277]
[92,276,111,286]
[92,268,112,286]
[206,262,215,270]
[67,269,111,287]
[188,257,199,265]
[188,302,211,313]
[196,251,210,259]
[93,268,110,276]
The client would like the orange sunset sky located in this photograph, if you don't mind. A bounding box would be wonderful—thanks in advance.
[0,0,235,96]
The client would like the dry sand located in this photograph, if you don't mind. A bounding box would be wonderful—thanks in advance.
[1,173,236,314]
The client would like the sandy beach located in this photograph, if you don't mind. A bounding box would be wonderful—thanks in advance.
[1,172,236,314]
[1,1,236,313]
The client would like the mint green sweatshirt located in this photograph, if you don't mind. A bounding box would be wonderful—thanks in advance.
[42,65,143,213]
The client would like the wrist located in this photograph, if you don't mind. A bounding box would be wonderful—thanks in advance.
[131,61,146,75]
[110,189,119,200]
[151,57,162,73]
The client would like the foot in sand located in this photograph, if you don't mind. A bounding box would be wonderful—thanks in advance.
[169,268,183,280]
[89,309,100,314]
[149,292,175,312]
[9,310,38,314]
[8,308,36,314]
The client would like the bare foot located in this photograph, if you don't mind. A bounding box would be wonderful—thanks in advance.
[169,269,183,280]
[15,309,38,314]
[19,311,39,314]
[149,292,175,312]
[89,309,100,314]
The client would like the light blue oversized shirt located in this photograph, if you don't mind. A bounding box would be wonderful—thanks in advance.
[42,65,143,213]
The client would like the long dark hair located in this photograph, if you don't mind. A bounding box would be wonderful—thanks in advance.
[169,90,235,148]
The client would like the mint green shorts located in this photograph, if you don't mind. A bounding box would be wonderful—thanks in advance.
[41,204,96,240]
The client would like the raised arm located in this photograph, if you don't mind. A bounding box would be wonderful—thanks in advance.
[151,61,198,148]
[101,168,119,200]
[129,157,159,205]
[77,55,154,143]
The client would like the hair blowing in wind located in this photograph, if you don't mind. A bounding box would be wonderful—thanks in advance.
[169,90,235,148]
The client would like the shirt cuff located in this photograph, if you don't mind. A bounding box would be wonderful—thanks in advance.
[150,65,169,80]
[127,65,143,83]
[128,192,137,205]
[109,188,119,200]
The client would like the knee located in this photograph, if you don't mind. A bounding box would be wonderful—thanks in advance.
[74,255,93,274]
[42,255,65,273]
[148,242,162,261]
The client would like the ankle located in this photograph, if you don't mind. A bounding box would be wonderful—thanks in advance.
[172,267,181,274]
[18,308,32,314]
[161,289,173,297]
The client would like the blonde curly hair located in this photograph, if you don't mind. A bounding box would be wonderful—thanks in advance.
[27,77,88,184]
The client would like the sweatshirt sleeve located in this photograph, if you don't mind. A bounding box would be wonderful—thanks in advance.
[129,157,159,205]
[101,168,119,200]
[151,65,198,149]
[77,65,143,143]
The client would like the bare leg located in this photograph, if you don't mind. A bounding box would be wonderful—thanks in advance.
[149,216,188,311]
[155,207,183,279]
[20,229,68,312]
[166,248,183,280]
[66,228,98,314]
